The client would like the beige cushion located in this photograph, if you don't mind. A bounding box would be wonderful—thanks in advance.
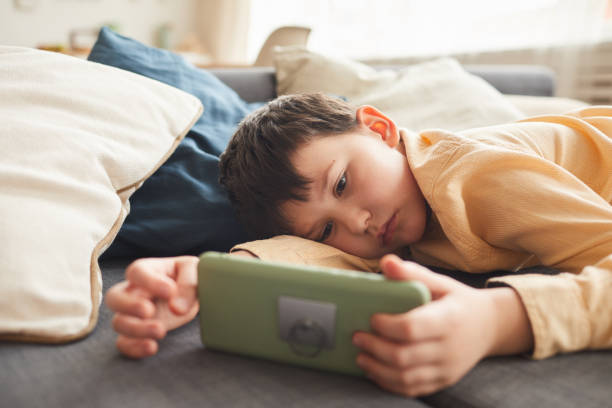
[0,47,202,342]
[274,46,523,132]
[505,94,590,117]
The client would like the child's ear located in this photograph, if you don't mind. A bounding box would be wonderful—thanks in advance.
[356,105,399,147]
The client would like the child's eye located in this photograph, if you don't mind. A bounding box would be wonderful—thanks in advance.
[335,172,347,197]
[319,221,333,242]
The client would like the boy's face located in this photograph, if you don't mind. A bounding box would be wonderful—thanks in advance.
[281,106,429,259]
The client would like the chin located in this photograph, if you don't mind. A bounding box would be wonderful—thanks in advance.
[400,220,428,247]
[342,246,384,260]
[367,249,388,259]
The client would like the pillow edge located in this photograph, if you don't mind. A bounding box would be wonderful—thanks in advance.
[0,97,203,344]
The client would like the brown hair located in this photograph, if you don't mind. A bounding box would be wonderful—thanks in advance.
[219,93,358,239]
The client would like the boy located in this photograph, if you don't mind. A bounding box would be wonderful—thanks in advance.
[106,93,612,397]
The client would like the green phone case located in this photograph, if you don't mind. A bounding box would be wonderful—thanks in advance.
[197,251,430,376]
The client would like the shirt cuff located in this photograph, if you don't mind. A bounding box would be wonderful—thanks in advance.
[487,273,590,359]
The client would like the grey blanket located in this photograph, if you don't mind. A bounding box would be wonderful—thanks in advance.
[1,260,610,408]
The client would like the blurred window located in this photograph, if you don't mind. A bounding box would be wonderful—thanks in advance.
[248,0,607,61]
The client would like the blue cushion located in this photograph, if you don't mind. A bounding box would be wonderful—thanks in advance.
[89,27,260,257]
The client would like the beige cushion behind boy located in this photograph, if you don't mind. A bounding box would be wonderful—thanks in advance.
[0,47,202,342]
[274,46,523,131]
[505,94,589,117]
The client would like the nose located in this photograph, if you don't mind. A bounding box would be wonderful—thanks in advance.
[337,204,371,235]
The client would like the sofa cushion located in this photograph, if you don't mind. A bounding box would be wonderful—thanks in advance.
[2,258,609,408]
[0,46,201,342]
[274,46,524,132]
[89,27,262,258]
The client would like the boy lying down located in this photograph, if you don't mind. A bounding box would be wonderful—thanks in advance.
[106,93,612,397]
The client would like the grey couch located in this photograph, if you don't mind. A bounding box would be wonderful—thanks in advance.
[3,65,611,408]
[208,64,557,103]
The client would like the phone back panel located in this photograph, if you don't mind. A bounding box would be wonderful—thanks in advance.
[198,252,430,376]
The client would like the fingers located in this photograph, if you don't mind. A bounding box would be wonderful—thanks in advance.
[116,335,159,359]
[112,314,167,339]
[353,332,441,367]
[108,256,201,360]
[357,353,446,397]
[375,376,445,398]
[369,298,456,343]
[353,324,447,397]
[105,281,156,319]
[168,293,199,317]
[156,298,200,331]
[173,256,200,285]
[380,254,460,298]
[125,258,184,299]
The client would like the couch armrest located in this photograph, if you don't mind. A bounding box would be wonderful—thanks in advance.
[208,64,556,103]
[209,67,277,103]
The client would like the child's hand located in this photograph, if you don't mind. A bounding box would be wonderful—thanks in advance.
[105,251,256,359]
[105,256,200,358]
[352,254,533,397]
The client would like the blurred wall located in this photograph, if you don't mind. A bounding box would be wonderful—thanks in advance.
[195,0,250,64]
[0,0,198,51]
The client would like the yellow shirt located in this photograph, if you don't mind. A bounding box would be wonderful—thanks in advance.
[233,106,612,360]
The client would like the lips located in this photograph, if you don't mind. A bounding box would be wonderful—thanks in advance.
[379,212,398,247]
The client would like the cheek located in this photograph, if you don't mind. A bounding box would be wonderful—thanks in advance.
[360,155,406,198]
[330,233,384,259]
[354,158,398,196]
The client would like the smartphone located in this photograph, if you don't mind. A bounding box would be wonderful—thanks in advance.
[197,251,430,376]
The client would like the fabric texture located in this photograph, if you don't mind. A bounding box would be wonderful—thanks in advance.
[505,94,589,117]
[3,259,609,408]
[404,107,612,358]
[88,27,262,258]
[234,107,612,360]
[0,46,202,341]
[234,236,381,273]
[274,46,523,132]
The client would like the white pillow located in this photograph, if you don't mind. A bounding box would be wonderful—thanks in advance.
[505,94,589,117]
[274,46,523,131]
[0,47,202,342]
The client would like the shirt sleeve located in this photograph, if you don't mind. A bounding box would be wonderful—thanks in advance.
[452,109,612,359]
[488,257,612,359]
[231,235,380,273]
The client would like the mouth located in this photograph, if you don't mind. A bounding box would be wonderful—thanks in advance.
[378,212,398,247]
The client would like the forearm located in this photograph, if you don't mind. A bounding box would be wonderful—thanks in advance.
[231,249,258,258]
[231,235,380,272]
[487,287,534,356]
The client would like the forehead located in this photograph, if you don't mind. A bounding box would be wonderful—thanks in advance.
[289,134,351,203]
[291,132,355,175]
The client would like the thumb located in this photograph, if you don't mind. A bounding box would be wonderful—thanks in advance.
[169,288,198,316]
[380,254,459,299]
[168,257,199,316]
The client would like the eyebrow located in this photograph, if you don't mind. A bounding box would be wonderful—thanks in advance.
[304,160,335,240]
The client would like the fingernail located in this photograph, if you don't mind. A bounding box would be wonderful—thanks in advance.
[353,335,363,347]
[173,298,189,313]
[140,302,154,318]
[150,324,165,339]
[145,340,158,355]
